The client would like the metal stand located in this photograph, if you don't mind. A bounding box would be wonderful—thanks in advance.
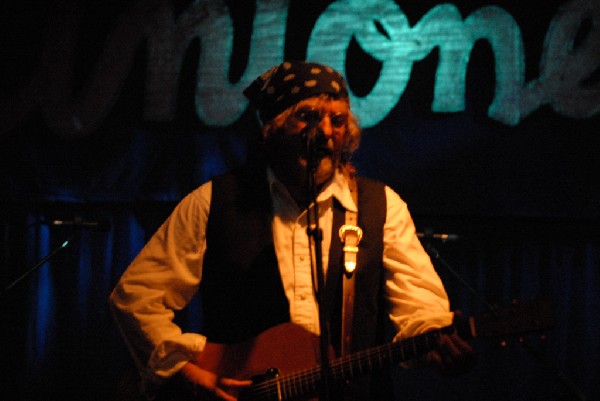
[305,127,330,401]
[1,231,80,298]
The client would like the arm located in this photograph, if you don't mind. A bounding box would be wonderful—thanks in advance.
[109,183,211,389]
[382,186,475,373]
[382,185,453,336]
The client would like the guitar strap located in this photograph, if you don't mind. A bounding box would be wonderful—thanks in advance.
[339,172,362,356]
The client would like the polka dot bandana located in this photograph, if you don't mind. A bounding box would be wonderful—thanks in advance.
[243,61,349,124]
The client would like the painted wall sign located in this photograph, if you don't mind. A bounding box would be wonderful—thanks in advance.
[1,0,598,138]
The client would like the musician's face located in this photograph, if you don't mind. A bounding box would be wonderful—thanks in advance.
[268,97,350,187]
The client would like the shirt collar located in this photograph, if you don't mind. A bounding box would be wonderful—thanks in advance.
[267,166,357,212]
[318,168,357,212]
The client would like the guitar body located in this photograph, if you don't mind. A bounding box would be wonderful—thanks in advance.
[194,323,324,382]
[124,324,334,401]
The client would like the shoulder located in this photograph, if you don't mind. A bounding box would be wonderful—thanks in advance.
[207,161,271,212]
[356,174,384,188]
[170,181,212,222]
[211,159,269,188]
[354,175,409,218]
[355,175,403,203]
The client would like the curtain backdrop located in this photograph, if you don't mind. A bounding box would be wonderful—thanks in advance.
[2,207,598,401]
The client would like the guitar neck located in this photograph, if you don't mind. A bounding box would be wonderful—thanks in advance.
[241,324,460,401]
[333,324,458,380]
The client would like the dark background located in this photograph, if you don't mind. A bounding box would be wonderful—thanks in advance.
[1,1,598,400]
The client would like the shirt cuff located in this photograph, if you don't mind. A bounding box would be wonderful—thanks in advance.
[148,333,207,378]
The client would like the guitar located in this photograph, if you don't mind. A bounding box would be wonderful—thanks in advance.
[187,300,553,401]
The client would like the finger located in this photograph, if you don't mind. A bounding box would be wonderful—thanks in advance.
[428,350,445,370]
[215,377,253,401]
[440,333,473,359]
[213,387,238,401]
[437,336,467,370]
[453,334,473,354]
[438,335,461,360]
[220,377,253,388]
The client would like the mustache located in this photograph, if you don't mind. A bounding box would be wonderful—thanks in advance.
[300,125,333,161]
[264,126,336,163]
[299,126,335,172]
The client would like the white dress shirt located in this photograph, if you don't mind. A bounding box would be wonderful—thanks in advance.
[109,168,452,388]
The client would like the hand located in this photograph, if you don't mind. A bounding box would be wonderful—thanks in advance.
[178,361,252,401]
[428,311,477,376]
[428,332,476,375]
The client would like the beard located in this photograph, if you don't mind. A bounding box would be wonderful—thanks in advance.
[266,131,339,188]
[300,151,336,186]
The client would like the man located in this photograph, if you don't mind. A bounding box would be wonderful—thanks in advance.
[110,61,473,401]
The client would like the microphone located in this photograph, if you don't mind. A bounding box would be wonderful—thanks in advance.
[416,229,460,242]
[301,124,327,145]
[301,125,329,169]
[45,217,112,232]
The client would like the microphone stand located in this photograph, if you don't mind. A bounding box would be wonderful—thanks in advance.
[305,129,330,401]
[422,235,588,401]
[0,230,80,298]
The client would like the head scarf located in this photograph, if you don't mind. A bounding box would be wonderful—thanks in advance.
[243,61,349,124]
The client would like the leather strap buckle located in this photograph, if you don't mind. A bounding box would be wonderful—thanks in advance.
[339,224,362,274]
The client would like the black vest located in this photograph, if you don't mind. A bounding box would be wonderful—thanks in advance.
[201,162,393,400]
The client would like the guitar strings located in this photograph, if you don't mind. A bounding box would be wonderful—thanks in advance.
[245,330,445,400]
